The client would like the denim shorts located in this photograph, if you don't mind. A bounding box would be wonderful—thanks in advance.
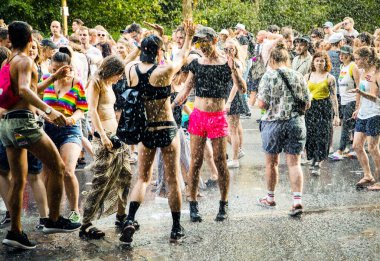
[260,116,306,154]
[355,115,380,137]
[44,122,82,149]
[0,142,42,174]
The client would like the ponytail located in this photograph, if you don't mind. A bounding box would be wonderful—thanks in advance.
[51,46,72,65]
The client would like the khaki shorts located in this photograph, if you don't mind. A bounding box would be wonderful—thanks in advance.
[0,111,44,148]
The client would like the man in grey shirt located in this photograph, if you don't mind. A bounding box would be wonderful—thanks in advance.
[292,36,312,76]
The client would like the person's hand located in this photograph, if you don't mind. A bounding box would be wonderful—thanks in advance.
[143,21,164,37]
[333,116,340,126]
[183,19,195,38]
[65,117,76,126]
[101,135,113,151]
[227,52,237,71]
[347,88,359,94]
[52,65,71,80]
[225,101,231,113]
[352,109,359,120]
[48,109,66,126]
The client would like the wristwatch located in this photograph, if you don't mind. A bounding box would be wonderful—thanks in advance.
[45,107,52,115]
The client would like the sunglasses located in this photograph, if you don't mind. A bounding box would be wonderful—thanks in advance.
[98,34,106,37]
[224,47,235,53]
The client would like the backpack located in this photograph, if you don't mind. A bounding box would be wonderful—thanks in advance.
[116,64,148,145]
[0,55,20,109]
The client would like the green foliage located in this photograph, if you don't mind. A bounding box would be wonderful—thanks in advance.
[1,0,380,37]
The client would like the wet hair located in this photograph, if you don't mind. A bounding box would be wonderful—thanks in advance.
[96,55,124,80]
[344,36,354,47]
[140,35,163,63]
[97,42,112,58]
[357,32,373,47]
[354,46,380,70]
[0,28,7,40]
[73,19,84,26]
[0,46,11,66]
[269,40,289,65]
[127,23,142,34]
[51,46,72,65]
[311,51,332,72]
[8,21,32,49]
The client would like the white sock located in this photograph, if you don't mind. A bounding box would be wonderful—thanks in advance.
[267,191,275,202]
[293,192,302,206]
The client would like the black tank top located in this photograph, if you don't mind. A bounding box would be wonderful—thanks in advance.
[187,59,232,99]
[135,64,171,100]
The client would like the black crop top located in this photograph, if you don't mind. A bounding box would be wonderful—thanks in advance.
[135,64,171,100]
[187,59,232,99]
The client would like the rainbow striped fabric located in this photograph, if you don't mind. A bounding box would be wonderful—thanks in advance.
[42,74,88,116]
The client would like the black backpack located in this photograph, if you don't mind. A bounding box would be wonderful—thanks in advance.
[116,64,147,144]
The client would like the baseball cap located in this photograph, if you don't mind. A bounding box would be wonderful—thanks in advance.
[323,22,333,28]
[41,39,58,49]
[120,26,129,34]
[140,35,162,63]
[328,33,345,44]
[339,45,353,54]
[219,29,229,36]
[294,35,311,44]
[235,23,246,31]
[193,26,218,43]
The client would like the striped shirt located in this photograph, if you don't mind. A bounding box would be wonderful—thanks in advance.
[42,74,88,116]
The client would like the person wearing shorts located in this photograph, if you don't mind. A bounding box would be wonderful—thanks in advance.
[173,26,246,223]
[350,47,380,189]
[256,41,310,217]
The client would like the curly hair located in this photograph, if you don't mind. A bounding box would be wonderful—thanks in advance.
[96,55,125,80]
[354,46,380,70]
[310,51,332,72]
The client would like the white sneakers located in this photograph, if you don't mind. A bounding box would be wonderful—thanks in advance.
[227,160,239,169]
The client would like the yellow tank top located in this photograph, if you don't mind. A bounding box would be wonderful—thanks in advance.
[307,76,330,100]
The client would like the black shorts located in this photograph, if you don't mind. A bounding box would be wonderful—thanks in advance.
[141,121,178,149]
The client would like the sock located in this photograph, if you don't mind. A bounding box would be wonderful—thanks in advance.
[171,212,181,228]
[267,191,275,202]
[127,201,140,221]
[293,192,302,206]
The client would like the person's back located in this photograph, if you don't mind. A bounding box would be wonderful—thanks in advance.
[328,49,341,82]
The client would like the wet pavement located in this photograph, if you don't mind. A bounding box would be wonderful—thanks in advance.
[1,108,380,260]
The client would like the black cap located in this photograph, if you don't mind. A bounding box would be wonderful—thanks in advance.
[121,23,142,34]
[192,26,218,44]
[41,39,58,49]
[140,35,162,63]
[294,35,311,44]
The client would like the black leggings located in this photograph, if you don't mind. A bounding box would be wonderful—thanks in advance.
[141,121,178,149]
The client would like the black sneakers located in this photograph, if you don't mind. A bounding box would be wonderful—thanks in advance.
[170,225,185,243]
[35,218,49,230]
[115,214,127,229]
[2,231,37,250]
[119,220,136,245]
[215,201,228,221]
[189,201,202,222]
[289,204,304,217]
[42,216,81,234]
[0,211,11,226]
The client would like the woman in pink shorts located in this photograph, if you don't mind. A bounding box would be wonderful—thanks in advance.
[172,26,246,222]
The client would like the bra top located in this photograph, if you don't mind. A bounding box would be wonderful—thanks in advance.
[135,64,171,101]
[187,59,232,99]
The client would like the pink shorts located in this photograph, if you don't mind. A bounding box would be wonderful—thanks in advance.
[188,108,229,139]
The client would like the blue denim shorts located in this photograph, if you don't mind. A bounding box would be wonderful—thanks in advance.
[44,122,82,149]
[355,115,380,137]
[0,142,42,174]
[260,116,306,155]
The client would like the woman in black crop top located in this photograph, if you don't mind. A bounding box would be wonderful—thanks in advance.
[172,26,247,223]
[120,20,195,245]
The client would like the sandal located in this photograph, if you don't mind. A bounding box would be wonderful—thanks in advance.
[356,177,376,188]
[367,183,380,191]
[79,225,105,239]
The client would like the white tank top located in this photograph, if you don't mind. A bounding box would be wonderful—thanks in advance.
[338,62,356,105]
[358,79,380,119]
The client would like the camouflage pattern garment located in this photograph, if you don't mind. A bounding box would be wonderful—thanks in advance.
[82,137,132,224]
[258,67,311,121]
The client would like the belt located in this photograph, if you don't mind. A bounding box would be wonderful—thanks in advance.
[2,110,35,120]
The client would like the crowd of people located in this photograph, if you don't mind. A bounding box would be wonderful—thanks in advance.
[0,15,379,250]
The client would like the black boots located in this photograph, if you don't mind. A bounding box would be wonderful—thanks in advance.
[215,201,228,221]
[189,201,202,222]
